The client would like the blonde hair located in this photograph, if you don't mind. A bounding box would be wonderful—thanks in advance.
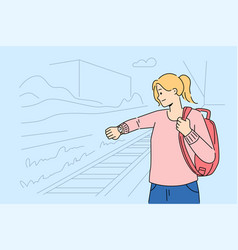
[152,73,196,106]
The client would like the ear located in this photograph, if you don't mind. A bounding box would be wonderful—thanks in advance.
[173,88,177,95]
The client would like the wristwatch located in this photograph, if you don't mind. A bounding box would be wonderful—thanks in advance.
[117,125,123,134]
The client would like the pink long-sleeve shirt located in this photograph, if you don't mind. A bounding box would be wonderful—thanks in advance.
[120,109,215,186]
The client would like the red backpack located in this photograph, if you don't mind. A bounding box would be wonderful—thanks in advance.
[179,107,219,176]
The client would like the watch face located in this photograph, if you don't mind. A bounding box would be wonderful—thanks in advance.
[118,126,122,133]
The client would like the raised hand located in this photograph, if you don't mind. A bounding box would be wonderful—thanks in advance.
[105,126,121,140]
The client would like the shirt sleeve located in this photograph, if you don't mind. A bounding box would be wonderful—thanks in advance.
[118,111,158,134]
[185,110,215,163]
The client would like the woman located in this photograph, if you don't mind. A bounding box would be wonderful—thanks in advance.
[105,73,215,204]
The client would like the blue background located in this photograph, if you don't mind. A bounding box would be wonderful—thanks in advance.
[0,46,236,204]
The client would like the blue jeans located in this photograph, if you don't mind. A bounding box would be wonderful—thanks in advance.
[148,181,200,204]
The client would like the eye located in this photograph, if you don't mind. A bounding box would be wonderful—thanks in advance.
[160,92,162,95]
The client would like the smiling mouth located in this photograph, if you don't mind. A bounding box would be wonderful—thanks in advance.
[161,99,166,102]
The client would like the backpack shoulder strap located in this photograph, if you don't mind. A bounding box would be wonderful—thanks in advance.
[182,106,192,120]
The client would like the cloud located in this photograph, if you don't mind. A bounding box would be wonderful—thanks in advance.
[132,57,157,68]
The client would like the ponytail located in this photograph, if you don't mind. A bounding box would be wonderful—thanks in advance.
[179,75,197,104]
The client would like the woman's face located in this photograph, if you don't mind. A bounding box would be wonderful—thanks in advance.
[156,84,177,107]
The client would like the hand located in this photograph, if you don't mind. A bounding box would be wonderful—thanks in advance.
[105,127,121,140]
[176,117,192,136]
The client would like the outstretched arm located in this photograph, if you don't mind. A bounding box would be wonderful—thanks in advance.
[105,111,158,140]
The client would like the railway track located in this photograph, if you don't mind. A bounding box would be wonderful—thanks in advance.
[39,130,151,197]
